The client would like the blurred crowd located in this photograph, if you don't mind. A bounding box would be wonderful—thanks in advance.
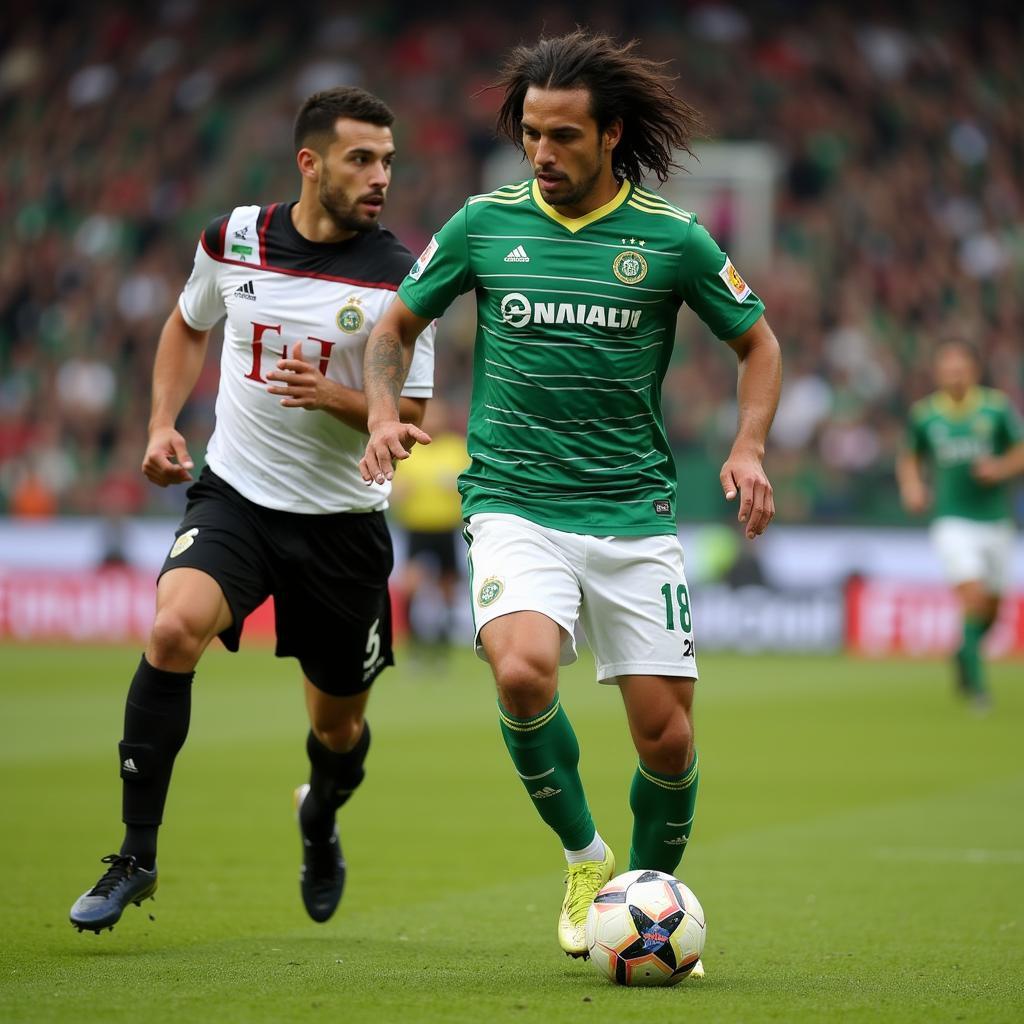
[1,1,1021,523]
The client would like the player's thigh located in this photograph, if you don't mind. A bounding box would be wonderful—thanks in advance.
[465,512,583,668]
[580,533,698,683]
[154,473,275,654]
[154,567,233,640]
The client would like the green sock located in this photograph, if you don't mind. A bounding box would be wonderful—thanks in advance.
[628,753,699,874]
[497,695,596,851]
[958,618,989,695]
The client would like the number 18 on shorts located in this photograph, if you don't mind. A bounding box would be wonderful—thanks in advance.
[465,513,698,682]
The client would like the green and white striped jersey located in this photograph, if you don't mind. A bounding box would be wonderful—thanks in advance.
[399,178,765,535]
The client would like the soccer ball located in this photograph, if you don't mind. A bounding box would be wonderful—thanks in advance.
[585,869,706,986]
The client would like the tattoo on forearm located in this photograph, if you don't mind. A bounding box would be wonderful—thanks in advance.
[365,331,407,411]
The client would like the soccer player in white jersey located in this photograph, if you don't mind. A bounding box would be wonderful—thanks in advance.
[69,87,436,933]
[360,31,781,974]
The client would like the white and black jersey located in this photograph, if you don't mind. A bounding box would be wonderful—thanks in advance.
[178,202,435,514]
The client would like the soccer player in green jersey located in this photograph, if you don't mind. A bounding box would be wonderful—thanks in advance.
[897,341,1024,707]
[361,31,782,971]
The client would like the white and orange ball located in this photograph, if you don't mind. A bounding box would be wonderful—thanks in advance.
[585,869,705,986]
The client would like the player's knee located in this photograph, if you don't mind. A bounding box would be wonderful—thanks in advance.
[312,716,364,754]
[493,653,557,718]
[148,607,209,669]
[963,589,995,622]
[636,713,694,776]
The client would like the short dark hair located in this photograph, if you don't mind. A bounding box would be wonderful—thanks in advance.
[294,86,394,152]
[494,29,707,184]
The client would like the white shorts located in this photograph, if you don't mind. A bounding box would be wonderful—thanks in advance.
[464,512,698,683]
[930,516,1015,593]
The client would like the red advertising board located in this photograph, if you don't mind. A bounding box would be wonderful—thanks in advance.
[0,569,157,643]
[1,568,1021,657]
[0,569,290,645]
[845,578,1024,657]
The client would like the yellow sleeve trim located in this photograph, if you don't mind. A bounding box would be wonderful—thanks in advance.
[627,200,692,223]
[468,193,532,206]
[467,182,532,205]
[631,188,694,220]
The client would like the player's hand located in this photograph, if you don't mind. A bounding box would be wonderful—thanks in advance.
[360,421,432,484]
[142,426,194,486]
[972,457,1004,485]
[266,341,330,410]
[900,481,929,515]
[721,447,774,539]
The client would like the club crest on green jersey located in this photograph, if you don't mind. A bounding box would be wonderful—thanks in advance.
[612,249,648,285]
[477,576,504,607]
[336,297,364,333]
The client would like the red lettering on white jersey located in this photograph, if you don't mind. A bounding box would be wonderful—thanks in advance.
[177,204,435,514]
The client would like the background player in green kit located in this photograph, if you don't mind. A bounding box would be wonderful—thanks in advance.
[360,30,783,970]
[898,341,1024,707]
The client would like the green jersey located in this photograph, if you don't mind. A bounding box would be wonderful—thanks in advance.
[906,387,1024,521]
[399,179,765,536]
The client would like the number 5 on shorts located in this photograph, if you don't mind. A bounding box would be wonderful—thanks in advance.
[363,617,381,670]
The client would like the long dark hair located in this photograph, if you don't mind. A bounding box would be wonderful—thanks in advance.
[494,29,707,183]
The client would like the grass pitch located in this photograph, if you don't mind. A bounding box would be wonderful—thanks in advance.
[1,644,1022,1023]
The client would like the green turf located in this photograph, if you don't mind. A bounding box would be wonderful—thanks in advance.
[1,644,1022,1023]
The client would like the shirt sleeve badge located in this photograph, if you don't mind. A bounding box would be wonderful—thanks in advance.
[718,258,752,302]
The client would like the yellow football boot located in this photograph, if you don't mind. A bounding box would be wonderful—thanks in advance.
[557,842,615,957]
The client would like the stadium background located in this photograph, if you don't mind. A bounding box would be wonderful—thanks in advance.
[0,0,1022,653]
[2,6,1024,1023]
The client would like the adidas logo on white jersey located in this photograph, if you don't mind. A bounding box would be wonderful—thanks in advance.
[531,785,562,799]
[122,758,139,773]
[504,245,530,263]
[233,280,257,300]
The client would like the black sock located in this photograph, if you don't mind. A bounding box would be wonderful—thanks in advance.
[301,723,371,841]
[118,655,194,870]
[121,824,158,871]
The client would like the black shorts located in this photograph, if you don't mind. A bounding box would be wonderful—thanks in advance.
[158,467,394,696]
[406,529,460,576]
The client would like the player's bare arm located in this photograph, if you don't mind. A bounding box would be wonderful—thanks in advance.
[721,315,782,539]
[973,441,1024,485]
[265,340,426,432]
[360,297,434,484]
[143,305,210,487]
[896,450,930,514]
